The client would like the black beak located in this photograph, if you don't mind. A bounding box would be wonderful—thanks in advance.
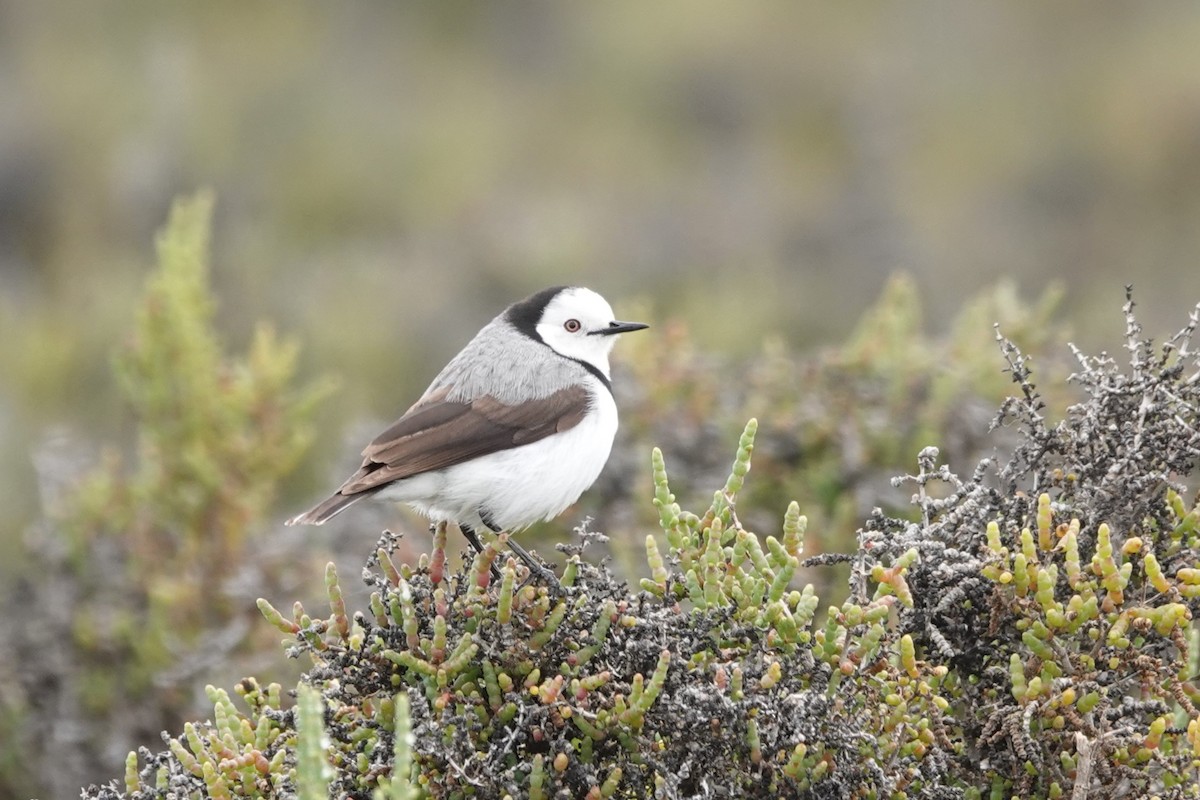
[591,320,650,336]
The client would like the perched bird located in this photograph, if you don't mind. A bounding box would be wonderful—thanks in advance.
[287,286,648,582]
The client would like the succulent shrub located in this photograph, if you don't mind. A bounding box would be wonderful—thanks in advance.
[96,420,956,799]
[2,189,1072,798]
[84,291,1200,800]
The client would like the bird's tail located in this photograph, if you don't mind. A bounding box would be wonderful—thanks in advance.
[285,492,363,526]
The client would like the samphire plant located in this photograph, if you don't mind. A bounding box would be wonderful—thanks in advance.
[85,290,1200,799]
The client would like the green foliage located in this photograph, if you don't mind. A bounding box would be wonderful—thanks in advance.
[86,292,1200,799]
[120,421,936,798]
[71,191,330,570]
[105,419,950,798]
[13,198,1192,799]
[918,293,1200,797]
[296,685,331,800]
[612,272,1068,603]
[374,693,418,800]
[63,191,329,678]
[977,495,1200,792]
[1,194,330,800]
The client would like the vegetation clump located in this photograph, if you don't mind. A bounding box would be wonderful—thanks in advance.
[84,291,1200,798]
[16,190,1199,800]
[0,194,330,800]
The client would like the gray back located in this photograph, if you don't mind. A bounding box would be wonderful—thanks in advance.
[424,317,593,405]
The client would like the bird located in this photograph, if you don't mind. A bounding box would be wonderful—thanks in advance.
[286,285,648,584]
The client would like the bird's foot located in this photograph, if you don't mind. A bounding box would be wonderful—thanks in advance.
[507,537,565,595]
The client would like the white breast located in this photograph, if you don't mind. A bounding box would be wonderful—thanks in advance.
[377,376,619,532]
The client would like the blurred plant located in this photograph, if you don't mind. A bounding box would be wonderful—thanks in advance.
[0,193,331,800]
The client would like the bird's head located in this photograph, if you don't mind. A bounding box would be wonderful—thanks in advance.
[508,286,648,377]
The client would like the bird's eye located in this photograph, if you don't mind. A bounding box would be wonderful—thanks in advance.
[564,319,581,333]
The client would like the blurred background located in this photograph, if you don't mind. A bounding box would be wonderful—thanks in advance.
[3,2,1200,795]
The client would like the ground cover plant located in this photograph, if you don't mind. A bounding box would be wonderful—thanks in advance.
[8,195,1198,798]
[83,284,1200,796]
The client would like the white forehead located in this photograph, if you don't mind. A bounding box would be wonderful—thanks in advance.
[540,287,614,322]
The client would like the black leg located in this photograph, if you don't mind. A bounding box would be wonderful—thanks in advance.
[506,537,563,592]
[460,523,503,583]
[478,512,562,591]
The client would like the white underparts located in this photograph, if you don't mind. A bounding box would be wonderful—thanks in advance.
[375,376,618,532]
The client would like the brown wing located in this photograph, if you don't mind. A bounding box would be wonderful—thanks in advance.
[335,384,590,495]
